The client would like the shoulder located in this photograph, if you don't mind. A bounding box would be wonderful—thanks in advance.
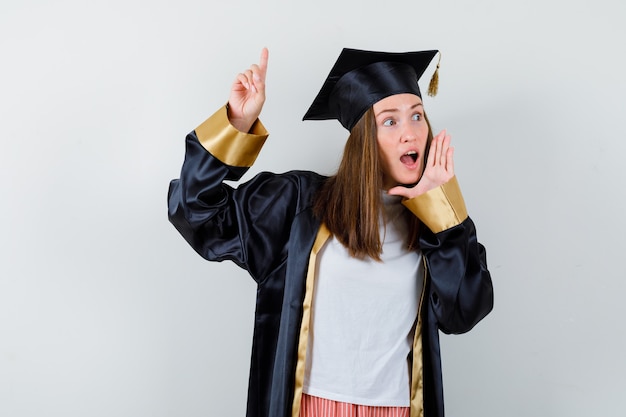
[240,170,327,206]
[251,170,326,193]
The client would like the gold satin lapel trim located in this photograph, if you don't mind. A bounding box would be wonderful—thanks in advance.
[195,104,268,167]
[410,257,428,417]
[291,224,331,417]
[402,176,468,234]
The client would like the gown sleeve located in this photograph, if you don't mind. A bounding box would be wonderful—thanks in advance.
[403,176,494,334]
[167,105,302,283]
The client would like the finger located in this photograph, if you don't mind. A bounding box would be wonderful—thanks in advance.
[425,134,438,168]
[439,133,451,166]
[430,130,444,166]
[259,47,269,76]
[442,132,451,151]
[386,186,410,199]
[441,131,450,145]
[436,130,451,166]
[446,146,455,174]
[242,69,256,92]
[249,64,265,93]
[441,133,453,171]
[235,73,250,90]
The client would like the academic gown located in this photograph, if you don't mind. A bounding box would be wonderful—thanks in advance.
[167,105,494,417]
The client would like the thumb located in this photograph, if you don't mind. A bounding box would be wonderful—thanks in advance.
[386,186,410,199]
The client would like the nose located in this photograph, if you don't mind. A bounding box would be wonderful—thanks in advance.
[401,124,417,142]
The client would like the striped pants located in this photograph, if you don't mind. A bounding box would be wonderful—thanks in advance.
[300,394,410,417]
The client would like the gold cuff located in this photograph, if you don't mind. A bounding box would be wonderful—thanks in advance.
[402,176,468,233]
[195,104,268,167]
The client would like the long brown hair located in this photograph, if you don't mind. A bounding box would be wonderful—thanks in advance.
[313,108,434,261]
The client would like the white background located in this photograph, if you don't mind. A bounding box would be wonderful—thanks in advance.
[1,1,625,416]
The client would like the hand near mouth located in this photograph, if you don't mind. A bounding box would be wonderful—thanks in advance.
[387,130,455,199]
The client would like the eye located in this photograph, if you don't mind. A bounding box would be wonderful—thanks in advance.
[412,113,422,121]
[382,118,395,127]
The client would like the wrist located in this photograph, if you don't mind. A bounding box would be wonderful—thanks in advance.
[226,105,254,133]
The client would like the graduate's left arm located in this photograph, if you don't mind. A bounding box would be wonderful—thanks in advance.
[394,131,494,334]
[419,212,493,334]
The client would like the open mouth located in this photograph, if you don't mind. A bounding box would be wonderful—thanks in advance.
[400,151,418,165]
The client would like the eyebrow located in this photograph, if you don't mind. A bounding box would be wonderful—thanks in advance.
[375,103,423,117]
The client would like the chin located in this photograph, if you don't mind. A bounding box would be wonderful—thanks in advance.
[399,175,421,186]
[394,174,422,188]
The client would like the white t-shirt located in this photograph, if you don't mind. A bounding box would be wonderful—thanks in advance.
[303,194,424,406]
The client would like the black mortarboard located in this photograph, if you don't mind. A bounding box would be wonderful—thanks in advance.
[303,48,440,131]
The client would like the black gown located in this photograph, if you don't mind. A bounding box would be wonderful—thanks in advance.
[168,105,494,417]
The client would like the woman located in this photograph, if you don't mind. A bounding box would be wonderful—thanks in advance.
[168,47,493,417]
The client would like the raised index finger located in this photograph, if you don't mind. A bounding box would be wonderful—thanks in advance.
[259,47,269,76]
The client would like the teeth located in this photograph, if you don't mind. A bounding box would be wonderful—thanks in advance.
[403,151,418,163]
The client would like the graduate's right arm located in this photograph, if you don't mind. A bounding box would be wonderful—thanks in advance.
[167,49,288,281]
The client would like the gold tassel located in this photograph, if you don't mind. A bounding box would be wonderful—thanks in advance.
[427,52,441,97]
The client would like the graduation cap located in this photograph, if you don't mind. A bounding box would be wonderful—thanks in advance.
[303,48,440,131]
